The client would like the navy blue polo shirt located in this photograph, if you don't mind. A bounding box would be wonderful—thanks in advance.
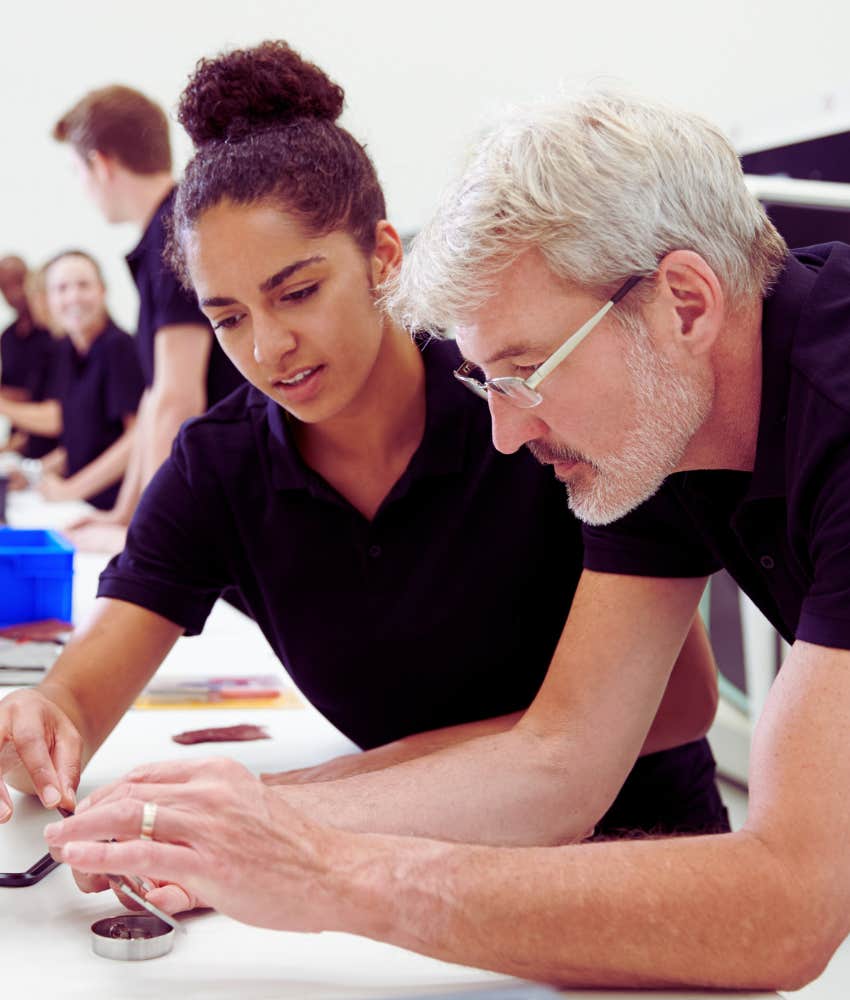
[584,243,850,650]
[125,188,243,405]
[98,338,729,836]
[51,320,145,509]
[1,321,59,458]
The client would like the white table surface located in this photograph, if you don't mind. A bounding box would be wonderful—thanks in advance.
[0,490,800,998]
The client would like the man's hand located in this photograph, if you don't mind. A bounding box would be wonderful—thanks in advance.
[45,758,348,932]
[71,867,207,914]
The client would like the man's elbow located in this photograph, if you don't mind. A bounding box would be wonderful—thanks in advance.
[740,840,850,991]
[753,922,841,991]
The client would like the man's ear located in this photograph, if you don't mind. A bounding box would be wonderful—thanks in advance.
[655,249,724,357]
[87,149,115,184]
[370,220,404,286]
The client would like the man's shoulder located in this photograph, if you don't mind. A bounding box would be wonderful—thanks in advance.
[786,244,850,414]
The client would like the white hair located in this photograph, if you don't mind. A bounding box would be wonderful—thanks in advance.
[386,88,787,332]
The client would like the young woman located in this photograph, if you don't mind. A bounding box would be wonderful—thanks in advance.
[0,251,144,508]
[4,42,725,911]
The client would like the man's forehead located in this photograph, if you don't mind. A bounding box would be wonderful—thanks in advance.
[454,320,542,367]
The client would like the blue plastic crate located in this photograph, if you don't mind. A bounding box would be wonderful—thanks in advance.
[0,528,74,627]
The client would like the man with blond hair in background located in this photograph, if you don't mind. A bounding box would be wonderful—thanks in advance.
[52,86,242,550]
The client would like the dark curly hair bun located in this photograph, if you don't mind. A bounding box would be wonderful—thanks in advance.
[177,40,345,146]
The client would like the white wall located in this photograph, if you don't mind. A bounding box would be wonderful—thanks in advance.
[2,0,850,331]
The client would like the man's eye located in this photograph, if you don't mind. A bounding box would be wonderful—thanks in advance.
[281,283,319,303]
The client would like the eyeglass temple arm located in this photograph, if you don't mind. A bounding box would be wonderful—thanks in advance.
[526,275,643,390]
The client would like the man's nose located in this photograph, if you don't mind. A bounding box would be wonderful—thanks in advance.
[488,391,549,454]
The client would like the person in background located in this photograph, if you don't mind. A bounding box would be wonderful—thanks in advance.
[2,43,725,913]
[0,255,59,458]
[45,88,850,992]
[0,251,144,508]
[51,85,243,548]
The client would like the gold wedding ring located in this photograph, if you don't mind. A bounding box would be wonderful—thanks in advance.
[139,801,157,841]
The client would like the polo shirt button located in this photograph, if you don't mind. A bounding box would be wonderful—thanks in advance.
[760,555,775,570]
[368,544,382,558]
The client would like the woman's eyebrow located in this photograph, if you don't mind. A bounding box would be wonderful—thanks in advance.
[200,256,327,308]
[259,255,325,294]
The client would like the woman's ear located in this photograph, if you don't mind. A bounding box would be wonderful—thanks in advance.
[370,221,404,285]
[655,249,724,357]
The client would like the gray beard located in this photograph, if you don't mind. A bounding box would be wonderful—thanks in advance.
[530,328,713,526]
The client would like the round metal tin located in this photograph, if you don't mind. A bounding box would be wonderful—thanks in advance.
[91,913,175,961]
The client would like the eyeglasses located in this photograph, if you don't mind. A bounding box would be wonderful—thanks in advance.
[453,275,642,408]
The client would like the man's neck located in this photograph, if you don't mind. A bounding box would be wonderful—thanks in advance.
[678,300,764,474]
[122,173,176,230]
[13,309,34,336]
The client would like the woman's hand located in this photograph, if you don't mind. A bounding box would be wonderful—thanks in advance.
[38,472,72,502]
[43,757,357,932]
[0,689,82,818]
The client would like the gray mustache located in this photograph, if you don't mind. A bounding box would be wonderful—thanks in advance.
[527,440,587,466]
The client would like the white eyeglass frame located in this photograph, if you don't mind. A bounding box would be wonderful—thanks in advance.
[454,275,642,408]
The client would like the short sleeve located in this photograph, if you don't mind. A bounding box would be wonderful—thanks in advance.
[97,435,228,633]
[796,440,850,649]
[103,333,145,422]
[151,256,209,333]
[582,479,722,579]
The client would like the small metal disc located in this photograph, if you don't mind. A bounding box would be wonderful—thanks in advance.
[91,913,175,961]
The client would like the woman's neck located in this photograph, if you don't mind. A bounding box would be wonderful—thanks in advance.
[293,322,427,519]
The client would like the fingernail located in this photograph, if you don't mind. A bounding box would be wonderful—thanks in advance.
[43,821,59,838]
[65,787,77,807]
[42,785,60,807]
[0,803,11,822]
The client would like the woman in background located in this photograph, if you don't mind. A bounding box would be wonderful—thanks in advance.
[0,250,144,508]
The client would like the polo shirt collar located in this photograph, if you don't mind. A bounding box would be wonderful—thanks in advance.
[265,336,475,496]
[125,187,176,271]
[745,251,818,502]
[64,317,117,366]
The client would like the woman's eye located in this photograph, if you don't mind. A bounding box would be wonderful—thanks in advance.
[212,314,244,331]
[281,283,319,304]
[513,363,538,375]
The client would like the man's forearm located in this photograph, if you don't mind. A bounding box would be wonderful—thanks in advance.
[265,713,522,785]
[278,723,627,845]
[141,390,203,487]
[334,827,831,991]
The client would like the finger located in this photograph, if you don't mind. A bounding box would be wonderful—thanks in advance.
[72,868,111,894]
[108,878,147,911]
[51,728,81,809]
[46,797,193,847]
[0,741,14,822]
[146,882,196,915]
[61,839,200,889]
[8,721,63,808]
[74,780,210,824]
[76,758,225,812]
